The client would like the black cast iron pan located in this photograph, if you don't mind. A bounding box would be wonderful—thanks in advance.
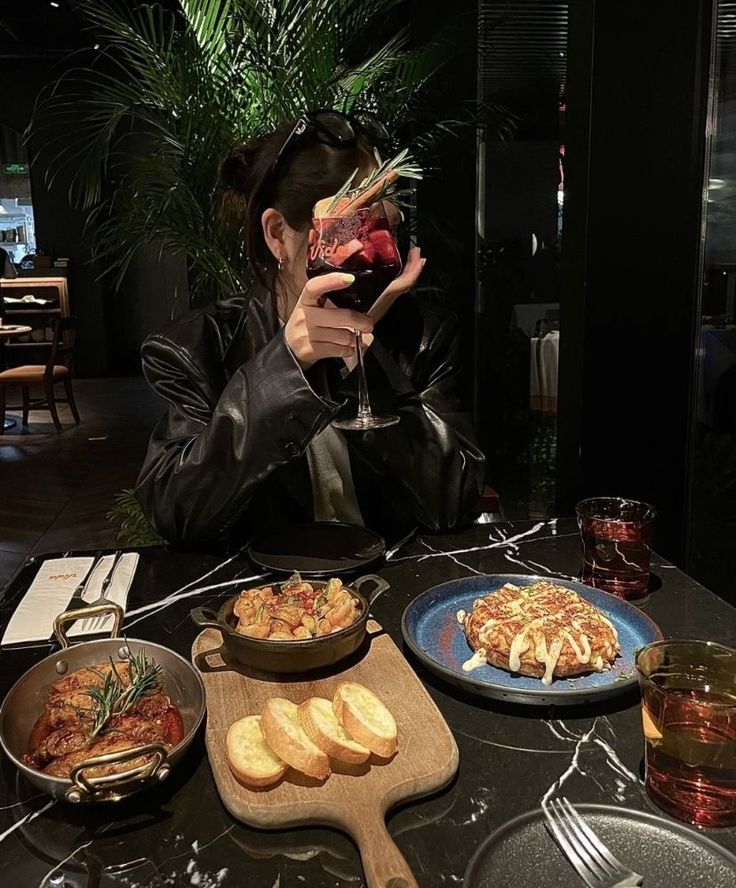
[190,574,388,673]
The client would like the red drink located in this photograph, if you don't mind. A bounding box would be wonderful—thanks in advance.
[305,204,402,430]
[306,264,400,313]
[637,641,736,828]
[306,208,401,313]
[576,498,656,600]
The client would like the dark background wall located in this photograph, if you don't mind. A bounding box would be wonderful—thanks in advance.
[558,0,714,563]
[0,1,188,378]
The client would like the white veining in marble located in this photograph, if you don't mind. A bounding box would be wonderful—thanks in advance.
[0,798,55,845]
[503,550,538,572]
[541,717,642,809]
[541,720,600,810]
[123,573,266,630]
[391,520,555,566]
[593,737,641,785]
[0,793,44,812]
[417,539,483,576]
[454,726,572,755]
[543,719,579,742]
[38,840,92,888]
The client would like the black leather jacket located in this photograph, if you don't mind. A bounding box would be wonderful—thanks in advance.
[135,289,485,547]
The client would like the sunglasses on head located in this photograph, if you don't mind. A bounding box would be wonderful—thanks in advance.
[273,109,390,178]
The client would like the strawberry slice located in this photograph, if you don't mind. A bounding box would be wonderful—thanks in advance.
[369,229,398,265]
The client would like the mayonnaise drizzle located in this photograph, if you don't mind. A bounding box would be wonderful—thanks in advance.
[509,631,530,672]
[564,631,591,664]
[465,581,618,685]
[462,648,487,672]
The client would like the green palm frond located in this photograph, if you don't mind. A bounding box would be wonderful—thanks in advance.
[180,0,234,55]
[107,488,166,547]
[28,0,469,306]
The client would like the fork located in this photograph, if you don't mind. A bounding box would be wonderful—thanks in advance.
[66,555,100,611]
[80,551,124,633]
[545,798,644,887]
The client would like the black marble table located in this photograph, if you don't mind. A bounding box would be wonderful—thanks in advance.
[0,519,734,887]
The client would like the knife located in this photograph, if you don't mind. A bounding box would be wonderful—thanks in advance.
[65,554,101,613]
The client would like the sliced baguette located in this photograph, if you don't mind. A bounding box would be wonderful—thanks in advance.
[297,697,371,764]
[226,715,287,788]
[260,698,331,780]
[332,682,398,759]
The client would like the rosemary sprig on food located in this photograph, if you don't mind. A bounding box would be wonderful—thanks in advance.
[85,649,162,741]
[124,649,164,709]
[87,670,125,740]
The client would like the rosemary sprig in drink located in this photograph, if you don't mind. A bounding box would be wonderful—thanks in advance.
[314,147,423,218]
[85,649,163,741]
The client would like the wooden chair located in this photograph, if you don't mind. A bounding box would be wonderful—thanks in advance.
[0,317,81,432]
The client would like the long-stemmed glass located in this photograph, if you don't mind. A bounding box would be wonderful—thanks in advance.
[307,204,401,430]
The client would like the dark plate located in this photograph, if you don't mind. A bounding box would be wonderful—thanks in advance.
[401,574,663,705]
[464,804,736,887]
[247,522,385,578]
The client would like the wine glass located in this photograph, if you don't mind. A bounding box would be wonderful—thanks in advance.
[306,204,401,430]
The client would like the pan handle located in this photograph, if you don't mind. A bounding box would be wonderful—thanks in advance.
[352,574,390,605]
[53,602,124,650]
[66,742,170,803]
[190,606,227,631]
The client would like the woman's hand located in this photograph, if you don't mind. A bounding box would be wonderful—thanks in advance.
[368,246,426,322]
[341,246,425,373]
[284,272,373,370]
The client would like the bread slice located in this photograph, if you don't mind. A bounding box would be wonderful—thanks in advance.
[226,715,287,788]
[298,697,371,764]
[260,698,331,780]
[332,682,398,759]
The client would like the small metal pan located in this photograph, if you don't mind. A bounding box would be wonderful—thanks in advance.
[0,603,206,804]
[190,574,389,673]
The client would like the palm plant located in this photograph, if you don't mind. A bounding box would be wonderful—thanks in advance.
[30,0,449,307]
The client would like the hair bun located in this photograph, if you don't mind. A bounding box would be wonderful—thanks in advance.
[220,139,262,193]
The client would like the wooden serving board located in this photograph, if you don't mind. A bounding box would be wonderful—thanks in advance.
[192,623,459,888]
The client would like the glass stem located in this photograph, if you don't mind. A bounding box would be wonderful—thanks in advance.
[355,331,373,421]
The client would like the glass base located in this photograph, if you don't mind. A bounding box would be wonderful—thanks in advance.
[332,413,400,431]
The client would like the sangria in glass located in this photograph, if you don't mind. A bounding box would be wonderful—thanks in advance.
[307,203,401,430]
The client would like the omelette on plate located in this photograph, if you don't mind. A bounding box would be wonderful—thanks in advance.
[457,581,620,685]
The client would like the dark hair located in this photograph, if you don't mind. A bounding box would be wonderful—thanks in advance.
[220,120,374,292]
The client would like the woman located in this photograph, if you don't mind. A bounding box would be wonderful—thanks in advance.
[135,111,485,546]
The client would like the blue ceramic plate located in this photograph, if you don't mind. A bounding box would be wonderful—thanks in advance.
[401,574,663,705]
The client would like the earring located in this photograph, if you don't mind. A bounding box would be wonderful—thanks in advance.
[277,254,284,272]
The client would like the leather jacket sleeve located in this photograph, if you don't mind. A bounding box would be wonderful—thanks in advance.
[135,324,339,543]
[350,310,486,531]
